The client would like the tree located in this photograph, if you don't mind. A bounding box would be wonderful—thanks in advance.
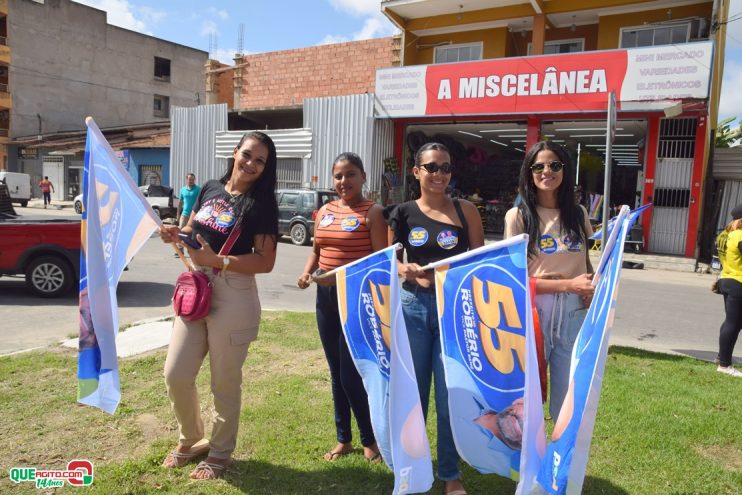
[716,117,741,148]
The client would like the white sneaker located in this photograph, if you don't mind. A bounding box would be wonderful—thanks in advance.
[717,365,742,378]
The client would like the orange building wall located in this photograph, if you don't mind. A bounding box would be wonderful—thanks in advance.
[597,3,712,49]
[508,24,599,57]
[404,27,509,65]
[236,37,396,110]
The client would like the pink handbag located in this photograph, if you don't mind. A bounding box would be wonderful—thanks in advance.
[173,270,212,320]
[172,224,242,321]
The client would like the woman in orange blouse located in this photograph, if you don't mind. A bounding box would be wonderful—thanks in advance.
[297,152,386,462]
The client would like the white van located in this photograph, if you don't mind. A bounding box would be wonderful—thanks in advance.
[0,172,32,207]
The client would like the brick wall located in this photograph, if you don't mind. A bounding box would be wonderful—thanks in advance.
[236,37,397,110]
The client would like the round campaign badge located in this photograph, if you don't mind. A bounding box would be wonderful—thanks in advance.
[408,227,429,246]
[437,230,459,250]
[538,234,558,254]
[341,215,360,232]
[318,213,335,228]
[564,234,583,252]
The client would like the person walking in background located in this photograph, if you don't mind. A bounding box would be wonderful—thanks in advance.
[504,141,594,421]
[39,176,54,208]
[178,173,201,228]
[385,142,484,495]
[158,131,279,480]
[715,203,742,378]
[297,152,384,463]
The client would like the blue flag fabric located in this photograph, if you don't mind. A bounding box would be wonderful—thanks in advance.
[335,245,433,494]
[534,207,631,495]
[590,203,652,240]
[433,235,540,483]
[77,117,160,414]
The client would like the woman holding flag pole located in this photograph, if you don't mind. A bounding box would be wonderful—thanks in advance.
[297,152,385,463]
[504,140,595,421]
[385,142,484,495]
[158,131,279,480]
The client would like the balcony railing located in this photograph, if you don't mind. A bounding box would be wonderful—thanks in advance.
[0,83,7,92]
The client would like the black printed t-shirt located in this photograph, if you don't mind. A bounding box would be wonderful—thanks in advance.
[385,200,470,267]
[190,180,275,255]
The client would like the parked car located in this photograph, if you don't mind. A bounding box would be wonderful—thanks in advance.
[0,216,81,297]
[74,193,83,214]
[74,185,178,219]
[0,172,32,207]
[139,184,177,219]
[276,188,338,245]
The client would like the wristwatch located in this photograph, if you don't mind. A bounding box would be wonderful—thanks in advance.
[221,256,230,270]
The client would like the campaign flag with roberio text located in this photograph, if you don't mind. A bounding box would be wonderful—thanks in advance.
[431,235,544,491]
[335,245,433,494]
[77,117,160,414]
[532,207,631,495]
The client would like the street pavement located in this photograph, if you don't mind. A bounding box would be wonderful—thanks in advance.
[2,200,739,365]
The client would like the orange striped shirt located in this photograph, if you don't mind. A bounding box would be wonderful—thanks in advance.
[315,199,375,271]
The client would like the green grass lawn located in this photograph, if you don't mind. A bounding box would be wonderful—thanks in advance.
[1,311,740,494]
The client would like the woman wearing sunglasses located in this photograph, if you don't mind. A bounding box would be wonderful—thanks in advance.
[504,141,594,421]
[385,142,484,495]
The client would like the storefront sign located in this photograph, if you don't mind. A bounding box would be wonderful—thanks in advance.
[375,42,712,117]
[18,147,38,159]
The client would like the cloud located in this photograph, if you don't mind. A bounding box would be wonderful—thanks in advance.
[319,34,350,45]
[321,0,397,45]
[328,0,381,17]
[211,48,247,65]
[206,7,229,20]
[74,0,152,34]
[137,5,166,25]
[200,20,219,37]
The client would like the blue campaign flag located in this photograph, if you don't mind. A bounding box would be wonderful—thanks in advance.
[432,235,543,486]
[534,208,631,495]
[590,203,652,241]
[336,245,433,494]
[78,117,160,414]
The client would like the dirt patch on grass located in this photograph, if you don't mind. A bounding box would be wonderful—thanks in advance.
[696,445,742,472]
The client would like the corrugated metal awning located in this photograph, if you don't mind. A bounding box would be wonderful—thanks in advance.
[215,128,312,159]
[713,148,742,180]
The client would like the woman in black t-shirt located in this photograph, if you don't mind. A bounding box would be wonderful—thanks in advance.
[159,131,279,480]
[385,142,483,495]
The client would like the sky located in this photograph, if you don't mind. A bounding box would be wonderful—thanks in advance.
[77,0,742,125]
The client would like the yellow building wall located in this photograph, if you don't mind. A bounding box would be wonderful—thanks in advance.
[403,28,509,66]
[597,3,713,50]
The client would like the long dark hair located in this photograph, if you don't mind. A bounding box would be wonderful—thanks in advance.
[220,131,279,236]
[517,141,587,257]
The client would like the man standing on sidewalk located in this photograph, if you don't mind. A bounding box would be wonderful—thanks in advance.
[39,176,54,209]
[178,173,200,228]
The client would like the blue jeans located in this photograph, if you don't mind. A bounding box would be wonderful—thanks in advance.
[535,292,587,420]
[400,285,461,481]
[315,284,376,447]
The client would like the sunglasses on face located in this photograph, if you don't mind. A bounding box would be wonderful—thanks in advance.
[419,162,453,174]
[530,160,564,174]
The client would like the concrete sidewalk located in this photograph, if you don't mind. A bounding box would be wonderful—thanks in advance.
[61,317,173,358]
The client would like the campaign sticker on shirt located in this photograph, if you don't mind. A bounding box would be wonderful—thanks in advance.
[564,234,583,252]
[318,213,335,228]
[437,230,459,249]
[341,215,360,232]
[538,234,558,254]
[408,227,429,246]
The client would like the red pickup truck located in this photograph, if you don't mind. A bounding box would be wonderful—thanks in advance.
[0,216,81,297]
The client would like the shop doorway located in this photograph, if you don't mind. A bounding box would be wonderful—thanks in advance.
[404,122,526,234]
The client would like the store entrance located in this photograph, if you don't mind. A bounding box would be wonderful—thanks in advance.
[403,122,527,234]
[400,119,647,234]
